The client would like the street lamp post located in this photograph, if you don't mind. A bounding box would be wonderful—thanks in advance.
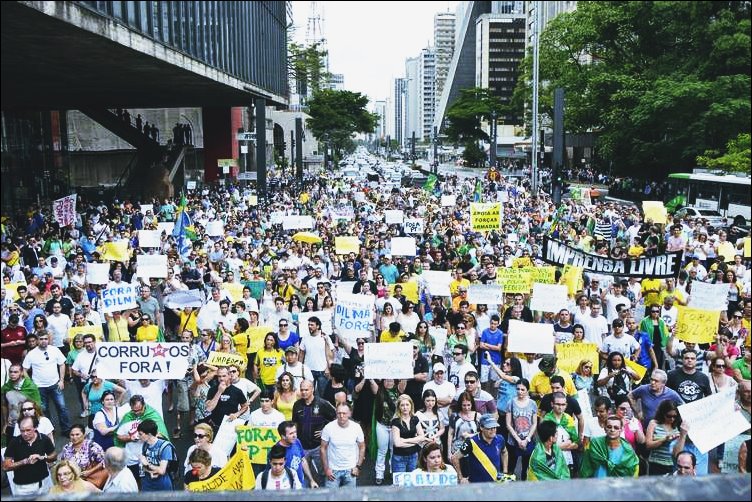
[489,110,497,170]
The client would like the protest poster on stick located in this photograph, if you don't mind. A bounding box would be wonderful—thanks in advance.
[529,283,568,313]
[385,210,404,224]
[206,351,246,368]
[138,230,161,248]
[164,289,204,309]
[678,387,750,453]
[235,426,281,465]
[687,282,729,311]
[282,215,314,230]
[495,268,532,294]
[136,254,168,279]
[363,343,414,379]
[390,237,417,256]
[52,194,77,227]
[86,263,110,284]
[95,342,190,379]
[421,271,452,297]
[335,236,361,255]
[556,343,599,374]
[441,195,456,207]
[506,320,554,354]
[470,203,502,231]
[403,218,424,234]
[467,284,504,305]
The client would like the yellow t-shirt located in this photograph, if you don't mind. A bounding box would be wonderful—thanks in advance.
[232,332,250,362]
[450,278,470,296]
[659,288,686,305]
[136,324,159,342]
[107,317,130,342]
[178,310,199,339]
[530,369,577,400]
[641,278,662,307]
[380,329,406,343]
[255,348,284,386]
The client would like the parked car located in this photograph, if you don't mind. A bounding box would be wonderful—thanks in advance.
[674,206,728,228]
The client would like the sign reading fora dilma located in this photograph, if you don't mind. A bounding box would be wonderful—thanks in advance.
[541,237,682,278]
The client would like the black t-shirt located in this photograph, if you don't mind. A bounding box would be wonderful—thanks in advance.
[390,415,421,456]
[666,368,711,403]
[5,433,55,484]
[291,397,337,450]
[539,394,582,417]
[206,384,247,426]
[404,355,429,407]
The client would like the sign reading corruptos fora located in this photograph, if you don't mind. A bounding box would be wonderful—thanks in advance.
[95,342,191,379]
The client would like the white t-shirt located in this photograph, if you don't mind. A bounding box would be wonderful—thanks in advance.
[23,346,66,387]
[249,408,285,428]
[423,379,457,426]
[448,360,475,394]
[603,294,629,323]
[116,420,143,466]
[601,334,640,359]
[660,306,678,329]
[275,362,314,391]
[580,315,609,349]
[253,467,303,490]
[46,313,72,347]
[299,333,333,372]
[125,380,165,418]
[232,378,260,421]
[321,420,364,470]
[72,349,98,379]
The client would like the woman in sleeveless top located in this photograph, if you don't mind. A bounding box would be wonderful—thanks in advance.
[92,390,120,451]
[272,371,299,420]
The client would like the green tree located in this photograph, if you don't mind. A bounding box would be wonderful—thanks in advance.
[514,1,751,178]
[288,42,331,96]
[306,89,378,163]
[697,132,751,174]
[444,88,507,167]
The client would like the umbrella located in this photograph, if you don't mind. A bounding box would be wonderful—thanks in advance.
[292,232,322,244]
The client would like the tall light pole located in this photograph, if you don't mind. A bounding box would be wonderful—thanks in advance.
[531,1,541,193]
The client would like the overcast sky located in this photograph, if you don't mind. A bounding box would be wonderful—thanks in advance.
[291,1,459,104]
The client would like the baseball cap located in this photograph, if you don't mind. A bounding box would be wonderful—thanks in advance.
[539,354,557,371]
[433,362,446,373]
[384,254,392,260]
[284,346,299,354]
[478,413,500,429]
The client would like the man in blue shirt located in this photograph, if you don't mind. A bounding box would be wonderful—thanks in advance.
[627,369,683,428]
[378,255,399,284]
[479,315,504,394]
[273,421,317,487]
[451,413,508,483]
[626,315,657,384]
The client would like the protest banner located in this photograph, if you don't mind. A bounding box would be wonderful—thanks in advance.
[577,389,593,421]
[559,265,583,296]
[52,194,77,227]
[206,220,224,237]
[495,268,532,294]
[556,343,599,374]
[156,222,174,235]
[624,359,648,381]
[99,241,129,262]
[186,449,255,491]
[527,266,557,284]
[297,312,332,338]
[403,218,424,234]
[429,327,448,354]
[86,263,110,284]
[4,283,25,301]
[529,283,569,313]
[497,191,509,203]
[247,326,273,354]
[136,254,168,279]
[335,294,374,342]
[164,289,204,309]
[470,202,502,231]
[687,282,729,310]
[68,324,105,343]
[335,236,361,255]
[388,281,419,303]
[542,237,682,278]
[421,270,452,297]
[95,342,190,379]
[101,282,138,313]
[393,471,458,487]
[512,257,533,268]
[385,210,404,225]
[207,351,246,368]
[335,281,358,300]
[139,204,153,215]
[675,306,719,344]
[364,342,414,379]
[678,386,750,453]
[642,201,668,224]
[716,241,736,262]
[390,237,417,256]
[721,433,750,473]
[353,192,366,202]
[506,320,554,354]
[282,215,314,230]
[138,230,161,248]
[235,426,281,465]
[441,194,456,207]
[247,195,258,206]
[222,282,244,303]
[467,284,504,305]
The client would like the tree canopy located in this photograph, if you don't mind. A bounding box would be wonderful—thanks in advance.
[514,1,751,178]
[306,89,378,160]
[697,132,751,174]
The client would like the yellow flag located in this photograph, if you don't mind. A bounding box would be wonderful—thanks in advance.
[625,359,648,381]
[335,236,361,255]
[98,241,130,262]
[642,201,668,224]
[4,283,25,300]
[559,265,583,297]
[222,282,244,303]
[186,448,255,491]
[556,343,599,374]
[389,281,419,303]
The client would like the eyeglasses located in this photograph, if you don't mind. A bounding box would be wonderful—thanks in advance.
[714,364,726,368]
[22,407,35,411]
[553,402,567,407]
[584,365,592,369]
[228,369,238,373]
[605,425,621,431]
[617,406,630,411]
[260,398,271,402]
[193,434,207,439]
[279,323,288,327]
[651,310,660,314]
[734,315,743,318]
[464,380,477,384]
[453,352,464,356]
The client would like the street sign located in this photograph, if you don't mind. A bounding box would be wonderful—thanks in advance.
[237,172,257,180]
[217,158,238,168]
[236,132,256,141]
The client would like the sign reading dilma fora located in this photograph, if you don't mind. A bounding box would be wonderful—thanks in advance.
[541,237,682,278]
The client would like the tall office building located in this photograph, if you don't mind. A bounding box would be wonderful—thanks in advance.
[393,78,406,145]
[419,48,436,141]
[526,1,578,46]
[433,12,456,116]
[373,100,387,140]
[404,57,420,147]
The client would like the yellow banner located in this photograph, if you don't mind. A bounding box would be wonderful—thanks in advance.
[187,448,255,491]
[206,351,246,368]
[675,306,719,344]
[68,324,105,342]
[470,203,502,231]
[559,265,583,297]
[642,201,668,224]
[235,425,281,465]
[512,257,533,268]
[4,282,24,300]
[222,282,244,303]
[744,237,751,258]
[335,236,361,255]
[716,241,737,262]
[98,241,130,262]
[247,326,273,354]
[625,359,648,381]
[389,281,419,303]
[526,266,557,284]
[556,342,599,374]
[495,268,532,294]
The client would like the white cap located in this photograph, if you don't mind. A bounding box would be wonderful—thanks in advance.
[433,362,446,373]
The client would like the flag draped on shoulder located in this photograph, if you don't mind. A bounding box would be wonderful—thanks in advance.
[172,194,195,259]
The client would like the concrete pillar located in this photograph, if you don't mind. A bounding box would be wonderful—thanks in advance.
[201,107,232,182]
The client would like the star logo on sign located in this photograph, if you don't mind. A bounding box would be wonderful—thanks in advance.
[152,344,167,357]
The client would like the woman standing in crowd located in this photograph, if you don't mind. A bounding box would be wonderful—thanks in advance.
[597,351,640,401]
[486,355,522,438]
[398,301,421,336]
[415,389,444,447]
[371,378,399,485]
[412,322,435,363]
[645,400,682,475]
[182,423,228,475]
[572,359,596,397]
[505,378,537,480]
[412,442,457,477]
[448,392,479,458]
[12,400,55,444]
[391,394,425,473]
[183,449,221,490]
[59,424,107,489]
[49,460,100,494]
[272,371,298,420]
[378,303,398,332]
[254,332,283,390]
[82,371,125,428]
[614,397,645,450]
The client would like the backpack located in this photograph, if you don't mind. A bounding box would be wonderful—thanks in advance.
[259,466,295,489]
[142,439,181,486]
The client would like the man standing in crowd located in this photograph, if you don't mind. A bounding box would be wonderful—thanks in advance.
[2,415,57,495]
[579,415,639,478]
[320,402,365,488]
[21,330,70,435]
[451,413,508,483]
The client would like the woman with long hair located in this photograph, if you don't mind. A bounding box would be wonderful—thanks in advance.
[572,359,596,397]
[448,391,479,457]
[370,378,398,485]
[412,442,457,477]
[254,332,283,389]
[413,321,435,362]
[646,399,682,475]
[397,301,421,336]
[379,302,398,332]
[613,396,645,450]
[288,295,303,325]
[391,394,426,473]
[66,333,86,411]
[12,400,55,445]
[374,273,388,298]
[487,356,522,438]
[597,351,640,401]
[415,389,444,447]
[82,371,125,428]
[505,378,537,480]
[91,390,120,451]
[272,371,299,421]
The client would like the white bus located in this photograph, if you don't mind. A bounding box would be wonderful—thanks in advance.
[668,172,751,225]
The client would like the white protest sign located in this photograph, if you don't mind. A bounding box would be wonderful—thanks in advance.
[156,222,174,235]
[497,191,509,203]
[529,283,569,313]
[429,326,448,355]
[164,289,204,309]
[441,195,456,207]
[334,294,374,342]
[393,471,458,487]
[136,254,168,279]
[206,220,224,237]
[390,237,417,256]
[269,211,285,225]
[421,271,452,297]
[95,342,190,379]
[86,263,110,285]
[363,342,414,379]
[687,282,729,311]
[385,210,404,225]
[138,230,161,248]
[678,386,750,453]
[577,388,592,420]
[139,204,153,215]
[467,284,505,305]
[403,218,424,234]
[52,194,77,227]
[297,311,332,337]
[506,319,555,354]
[187,181,197,190]
[101,282,138,313]
[282,215,314,230]
[353,192,366,203]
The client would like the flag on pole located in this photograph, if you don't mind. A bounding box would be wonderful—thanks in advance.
[172,194,196,259]
[473,179,483,202]
[423,174,438,193]
[156,327,165,343]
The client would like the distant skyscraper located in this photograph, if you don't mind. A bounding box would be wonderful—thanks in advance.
[419,48,436,141]
[404,57,420,147]
[433,12,456,118]
[374,100,387,140]
[393,78,406,145]
[526,1,578,47]
[327,73,345,90]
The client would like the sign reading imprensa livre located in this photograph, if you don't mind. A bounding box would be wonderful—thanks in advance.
[96,342,190,379]
[541,237,682,278]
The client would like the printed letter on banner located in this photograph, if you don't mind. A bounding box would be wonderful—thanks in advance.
[96,342,190,379]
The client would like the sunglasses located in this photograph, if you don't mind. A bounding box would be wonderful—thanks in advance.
[193,433,207,439]
[464,380,477,384]
[22,407,35,411]
[715,364,726,368]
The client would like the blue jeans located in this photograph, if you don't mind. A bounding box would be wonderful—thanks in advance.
[391,452,418,473]
[311,370,328,397]
[324,469,356,488]
[39,383,71,433]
